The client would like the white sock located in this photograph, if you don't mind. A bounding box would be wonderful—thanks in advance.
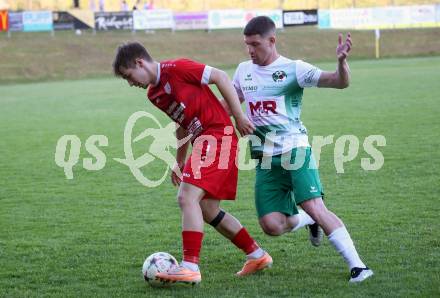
[291,209,315,232]
[246,247,264,259]
[328,226,366,269]
[180,261,199,272]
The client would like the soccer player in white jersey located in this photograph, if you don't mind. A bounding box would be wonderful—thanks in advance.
[232,16,373,283]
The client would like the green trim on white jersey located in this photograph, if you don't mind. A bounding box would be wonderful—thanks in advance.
[233,56,322,157]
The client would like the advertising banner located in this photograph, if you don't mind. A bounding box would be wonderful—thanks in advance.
[245,10,283,28]
[318,10,330,29]
[408,5,436,27]
[208,9,246,29]
[437,4,440,25]
[283,10,318,26]
[8,12,22,31]
[208,9,283,30]
[94,11,133,30]
[133,9,174,30]
[174,12,208,30]
[320,5,438,30]
[0,10,8,31]
[23,11,53,32]
[372,6,408,29]
[53,11,75,30]
[329,8,371,29]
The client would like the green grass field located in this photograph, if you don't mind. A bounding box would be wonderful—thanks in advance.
[1,54,440,296]
[1,27,440,84]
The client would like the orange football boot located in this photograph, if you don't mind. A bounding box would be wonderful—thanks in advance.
[236,251,273,276]
[155,266,201,285]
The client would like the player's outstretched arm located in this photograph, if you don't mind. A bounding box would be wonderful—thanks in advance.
[209,68,255,136]
[318,33,352,89]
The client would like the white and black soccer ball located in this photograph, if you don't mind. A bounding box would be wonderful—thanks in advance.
[142,252,178,287]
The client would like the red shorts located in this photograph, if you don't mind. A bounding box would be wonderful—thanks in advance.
[182,130,238,200]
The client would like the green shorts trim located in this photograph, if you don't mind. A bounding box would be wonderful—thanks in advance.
[255,147,324,218]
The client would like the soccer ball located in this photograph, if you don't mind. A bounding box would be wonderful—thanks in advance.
[142,252,178,286]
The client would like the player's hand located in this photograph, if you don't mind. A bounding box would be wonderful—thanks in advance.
[171,163,183,187]
[235,115,255,136]
[336,33,352,62]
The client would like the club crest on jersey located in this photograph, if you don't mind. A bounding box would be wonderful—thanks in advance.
[272,70,287,82]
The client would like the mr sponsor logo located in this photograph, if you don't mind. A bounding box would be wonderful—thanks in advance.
[249,100,278,117]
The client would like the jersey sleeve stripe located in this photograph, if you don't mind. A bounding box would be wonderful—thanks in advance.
[201,65,212,85]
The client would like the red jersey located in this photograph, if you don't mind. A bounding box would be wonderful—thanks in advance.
[147,59,233,139]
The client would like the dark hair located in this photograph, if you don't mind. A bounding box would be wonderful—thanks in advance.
[112,42,152,77]
[243,16,276,37]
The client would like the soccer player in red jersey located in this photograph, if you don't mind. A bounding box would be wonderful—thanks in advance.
[112,42,272,285]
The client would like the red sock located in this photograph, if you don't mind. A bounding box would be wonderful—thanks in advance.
[231,228,259,255]
[182,231,204,264]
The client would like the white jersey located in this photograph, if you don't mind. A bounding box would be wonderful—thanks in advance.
[233,56,322,157]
